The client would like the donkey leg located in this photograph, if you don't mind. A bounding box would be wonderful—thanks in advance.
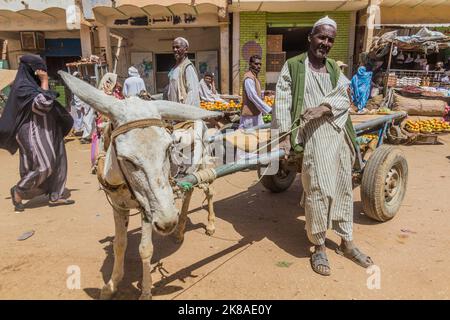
[173,189,193,244]
[100,208,129,300]
[204,185,216,236]
[139,216,153,300]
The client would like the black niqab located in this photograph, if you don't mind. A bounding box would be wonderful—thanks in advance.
[0,54,72,154]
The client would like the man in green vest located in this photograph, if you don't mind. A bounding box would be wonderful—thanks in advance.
[272,16,373,276]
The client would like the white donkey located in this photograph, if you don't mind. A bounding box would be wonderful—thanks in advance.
[59,71,221,300]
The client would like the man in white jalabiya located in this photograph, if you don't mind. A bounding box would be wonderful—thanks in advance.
[199,72,226,103]
[272,16,374,276]
[167,37,200,107]
[123,66,146,97]
[70,72,94,143]
[69,72,85,133]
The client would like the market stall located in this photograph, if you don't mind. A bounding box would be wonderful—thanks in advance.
[199,92,275,131]
[366,27,450,143]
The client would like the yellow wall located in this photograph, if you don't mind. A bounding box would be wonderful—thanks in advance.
[381,6,450,24]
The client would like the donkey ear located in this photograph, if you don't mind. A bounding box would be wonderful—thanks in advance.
[58,70,125,120]
[152,101,223,120]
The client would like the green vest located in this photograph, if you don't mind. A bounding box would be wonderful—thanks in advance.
[286,53,358,153]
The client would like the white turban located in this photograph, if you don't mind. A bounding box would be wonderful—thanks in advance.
[128,66,140,77]
[313,16,337,31]
[174,37,189,48]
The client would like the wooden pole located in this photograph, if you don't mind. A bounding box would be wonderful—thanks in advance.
[1,40,8,61]
[383,41,394,97]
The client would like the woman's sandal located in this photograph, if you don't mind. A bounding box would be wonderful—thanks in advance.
[49,199,76,207]
[310,251,331,276]
[336,245,374,268]
[10,187,25,212]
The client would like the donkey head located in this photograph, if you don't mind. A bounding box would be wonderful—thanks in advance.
[59,71,221,235]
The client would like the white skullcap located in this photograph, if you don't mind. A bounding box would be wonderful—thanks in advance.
[313,16,337,31]
[174,37,189,48]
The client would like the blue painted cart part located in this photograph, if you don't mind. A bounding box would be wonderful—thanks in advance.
[354,111,407,135]
[176,149,286,187]
[180,112,407,186]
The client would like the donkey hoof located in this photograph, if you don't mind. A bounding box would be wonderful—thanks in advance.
[205,228,215,236]
[100,284,115,300]
[139,292,152,300]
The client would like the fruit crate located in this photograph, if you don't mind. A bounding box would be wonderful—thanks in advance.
[413,133,440,145]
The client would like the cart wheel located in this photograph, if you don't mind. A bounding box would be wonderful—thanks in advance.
[258,164,297,193]
[361,145,408,222]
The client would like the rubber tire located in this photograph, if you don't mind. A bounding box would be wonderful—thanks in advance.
[361,145,408,222]
[259,165,297,193]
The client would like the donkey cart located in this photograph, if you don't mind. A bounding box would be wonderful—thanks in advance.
[177,111,409,223]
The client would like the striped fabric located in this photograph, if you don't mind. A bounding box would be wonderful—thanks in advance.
[15,93,68,202]
[274,57,354,246]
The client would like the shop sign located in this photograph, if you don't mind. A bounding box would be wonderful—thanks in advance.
[114,14,197,27]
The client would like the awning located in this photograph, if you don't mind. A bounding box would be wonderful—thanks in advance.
[85,0,228,19]
[229,0,369,12]
[0,0,80,31]
[375,23,450,28]
[380,0,450,7]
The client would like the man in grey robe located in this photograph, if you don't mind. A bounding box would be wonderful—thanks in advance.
[273,16,373,276]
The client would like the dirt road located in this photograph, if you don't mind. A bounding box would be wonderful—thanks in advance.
[1,135,449,299]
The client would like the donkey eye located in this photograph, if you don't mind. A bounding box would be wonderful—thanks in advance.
[123,159,139,171]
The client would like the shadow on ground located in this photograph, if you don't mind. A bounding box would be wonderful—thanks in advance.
[84,175,379,299]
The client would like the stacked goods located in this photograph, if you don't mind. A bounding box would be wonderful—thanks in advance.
[401,85,422,96]
[393,93,447,116]
[387,73,397,87]
[266,52,286,72]
[397,77,421,87]
[200,100,242,112]
[362,134,378,140]
[376,107,393,114]
[267,35,283,53]
[263,114,272,123]
[264,95,274,107]
[404,119,450,133]
[266,34,286,72]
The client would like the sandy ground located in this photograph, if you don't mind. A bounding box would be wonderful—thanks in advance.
[0,132,449,300]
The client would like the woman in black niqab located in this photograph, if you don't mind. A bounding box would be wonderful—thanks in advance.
[0,54,74,211]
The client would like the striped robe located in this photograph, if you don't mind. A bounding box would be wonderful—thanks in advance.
[274,58,355,245]
[15,93,68,202]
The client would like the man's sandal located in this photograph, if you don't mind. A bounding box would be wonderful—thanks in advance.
[310,251,331,276]
[336,246,374,268]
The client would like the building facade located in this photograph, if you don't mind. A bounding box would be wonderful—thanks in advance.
[229,0,370,94]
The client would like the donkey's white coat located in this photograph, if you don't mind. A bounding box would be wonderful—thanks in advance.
[59,71,220,299]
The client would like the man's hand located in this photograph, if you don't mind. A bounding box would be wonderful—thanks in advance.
[302,104,332,122]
